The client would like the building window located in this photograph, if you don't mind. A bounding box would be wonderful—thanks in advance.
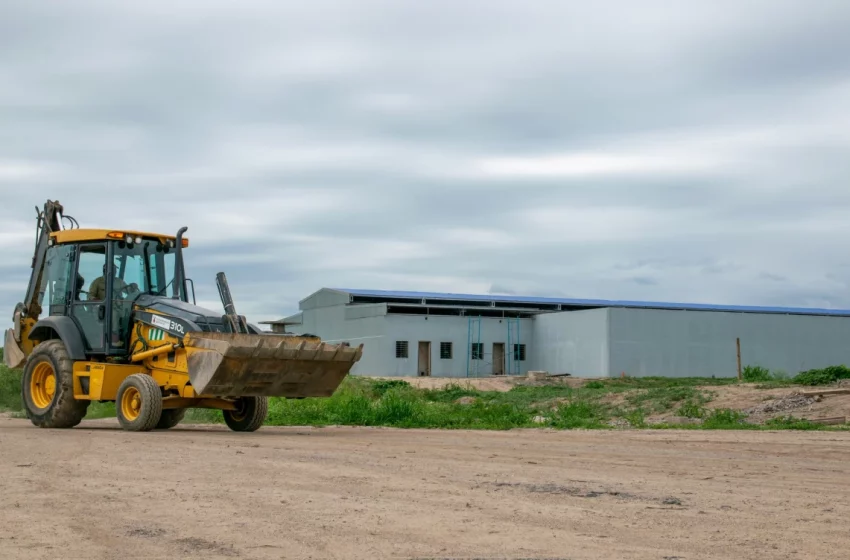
[440,342,452,359]
[513,343,526,361]
[395,340,408,358]
[471,342,483,360]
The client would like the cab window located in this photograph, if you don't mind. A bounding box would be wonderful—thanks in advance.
[79,245,107,301]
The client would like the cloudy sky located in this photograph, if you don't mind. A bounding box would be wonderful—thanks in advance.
[2,0,850,324]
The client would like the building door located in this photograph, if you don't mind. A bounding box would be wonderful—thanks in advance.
[418,341,431,376]
[493,343,505,375]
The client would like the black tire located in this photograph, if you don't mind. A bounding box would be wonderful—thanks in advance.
[116,374,162,432]
[223,396,268,432]
[21,340,89,428]
[156,408,186,429]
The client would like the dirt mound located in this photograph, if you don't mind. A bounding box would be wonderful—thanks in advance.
[367,376,521,392]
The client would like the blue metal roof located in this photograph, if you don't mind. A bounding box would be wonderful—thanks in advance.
[331,288,850,317]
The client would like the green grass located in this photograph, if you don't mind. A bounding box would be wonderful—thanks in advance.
[2,345,848,431]
[265,378,539,430]
[0,363,23,413]
[624,386,711,414]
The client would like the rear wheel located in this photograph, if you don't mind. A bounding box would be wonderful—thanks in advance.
[21,340,89,428]
[156,408,186,429]
[116,374,162,431]
[223,396,268,432]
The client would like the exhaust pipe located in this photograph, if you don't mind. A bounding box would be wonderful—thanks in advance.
[173,226,188,301]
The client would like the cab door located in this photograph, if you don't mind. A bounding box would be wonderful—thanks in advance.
[71,243,108,353]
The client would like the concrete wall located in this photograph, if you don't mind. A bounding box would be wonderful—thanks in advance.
[379,314,534,377]
[299,289,349,310]
[608,307,850,378]
[286,303,389,376]
[531,308,610,376]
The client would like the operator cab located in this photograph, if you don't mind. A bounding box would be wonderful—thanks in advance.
[38,230,192,356]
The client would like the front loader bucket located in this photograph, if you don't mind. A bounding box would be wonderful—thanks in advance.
[4,329,26,369]
[183,332,363,398]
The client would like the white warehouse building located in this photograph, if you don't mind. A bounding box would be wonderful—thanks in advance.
[262,288,850,378]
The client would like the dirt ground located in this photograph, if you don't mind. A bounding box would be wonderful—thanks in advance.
[2,417,849,559]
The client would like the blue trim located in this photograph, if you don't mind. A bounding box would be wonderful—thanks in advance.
[330,288,850,317]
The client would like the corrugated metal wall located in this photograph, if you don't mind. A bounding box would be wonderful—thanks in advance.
[608,307,850,377]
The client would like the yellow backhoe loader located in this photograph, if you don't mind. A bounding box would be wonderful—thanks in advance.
[3,200,362,432]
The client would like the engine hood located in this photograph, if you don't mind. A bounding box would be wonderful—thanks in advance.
[132,294,263,334]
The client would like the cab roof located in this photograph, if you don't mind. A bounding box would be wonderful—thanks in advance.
[51,228,189,246]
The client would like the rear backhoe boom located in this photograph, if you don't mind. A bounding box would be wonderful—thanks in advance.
[4,199,362,432]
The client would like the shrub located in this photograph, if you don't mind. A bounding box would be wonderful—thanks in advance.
[549,400,605,429]
[702,408,749,429]
[584,381,606,390]
[623,408,647,428]
[793,365,850,386]
[742,365,772,382]
[677,400,706,419]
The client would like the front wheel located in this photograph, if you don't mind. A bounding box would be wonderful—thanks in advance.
[116,374,162,431]
[223,396,268,432]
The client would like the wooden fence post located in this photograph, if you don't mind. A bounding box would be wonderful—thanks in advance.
[736,337,742,381]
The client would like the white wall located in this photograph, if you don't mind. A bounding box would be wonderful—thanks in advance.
[300,289,349,310]
[531,308,610,376]
[378,314,533,377]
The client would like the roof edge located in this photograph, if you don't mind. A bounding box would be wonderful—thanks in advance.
[327,287,850,317]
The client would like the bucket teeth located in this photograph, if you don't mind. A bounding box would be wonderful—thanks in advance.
[183,332,362,398]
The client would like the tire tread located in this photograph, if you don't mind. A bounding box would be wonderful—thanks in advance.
[223,396,268,432]
[22,340,89,428]
[116,374,162,432]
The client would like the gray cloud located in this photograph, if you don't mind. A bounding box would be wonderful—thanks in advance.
[1,0,850,324]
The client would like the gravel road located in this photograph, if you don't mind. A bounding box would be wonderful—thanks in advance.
[1,417,848,559]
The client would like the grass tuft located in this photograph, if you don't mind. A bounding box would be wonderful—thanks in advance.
[677,400,707,419]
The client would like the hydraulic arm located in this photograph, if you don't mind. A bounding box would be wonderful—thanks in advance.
[4,201,75,368]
